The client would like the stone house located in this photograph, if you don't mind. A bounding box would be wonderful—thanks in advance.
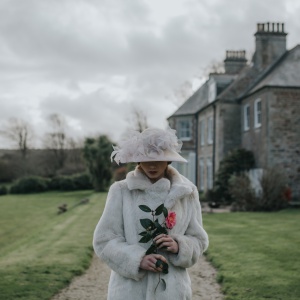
[168,22,300,198]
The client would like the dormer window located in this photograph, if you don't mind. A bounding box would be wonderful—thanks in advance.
[254,99,262,128]
[178,118,192,141]
[208,80,216,103]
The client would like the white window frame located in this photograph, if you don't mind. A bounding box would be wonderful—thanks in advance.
[206,158,213,190]
[178,119,192,141]
[199,159,204,191]
[200,120,205,146]
[244,104,250,131]
[207,116,213,144]
[254,99,262,128]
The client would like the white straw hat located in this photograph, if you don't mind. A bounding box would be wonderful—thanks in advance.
[111,127,187,164]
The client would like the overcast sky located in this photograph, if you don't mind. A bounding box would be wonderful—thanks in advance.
[0,0,300,148]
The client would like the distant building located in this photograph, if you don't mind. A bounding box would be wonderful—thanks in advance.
[168,22,300,198]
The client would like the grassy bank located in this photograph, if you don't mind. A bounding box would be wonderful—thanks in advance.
[203,209,300,300]
[0,191,107,300]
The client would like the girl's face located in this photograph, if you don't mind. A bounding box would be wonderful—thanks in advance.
[139,161,168,183]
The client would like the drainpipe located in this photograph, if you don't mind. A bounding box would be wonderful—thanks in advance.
[195,114,199,187]
[212,103,216,186]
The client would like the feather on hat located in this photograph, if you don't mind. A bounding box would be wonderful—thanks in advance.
[111,127,187,164]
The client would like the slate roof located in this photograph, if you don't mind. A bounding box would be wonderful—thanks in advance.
[169,81,209,117]
[249,44,300,93]
[169,45,300,118]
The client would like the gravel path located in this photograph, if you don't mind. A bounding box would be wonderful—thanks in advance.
[51,253,224,300]
[52,206,227,300]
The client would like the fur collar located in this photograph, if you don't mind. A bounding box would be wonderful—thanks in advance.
[126,165,194,209]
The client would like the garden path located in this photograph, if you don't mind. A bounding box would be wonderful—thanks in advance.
[51,205,229,300]
[51,253,224,300]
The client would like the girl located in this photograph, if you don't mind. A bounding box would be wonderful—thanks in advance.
[93,127,209,299]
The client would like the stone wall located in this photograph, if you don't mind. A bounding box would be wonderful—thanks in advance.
[242,87,300,198]
[268,88,300,197]
[241,91,268,168]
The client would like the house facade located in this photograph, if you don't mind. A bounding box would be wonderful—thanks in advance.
[168,22,300,198]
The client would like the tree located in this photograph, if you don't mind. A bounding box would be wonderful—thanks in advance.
[83,135,113,191]
[128,108,149,132]
[0,118,34,158]
[203,60,225,77]
[44,113,69,169]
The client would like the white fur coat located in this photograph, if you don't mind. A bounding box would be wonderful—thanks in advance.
[93,166,209,300]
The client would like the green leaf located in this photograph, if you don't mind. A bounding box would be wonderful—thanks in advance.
[139,233,152,243]
[162,262,169,274]
[161,278,167,290]
[155,204,165,215]
[163,207,168,218]
[139,205,152,212]
[138,231,148,236]
[140,219,154,230]
[152,229,161,239]
[154,220,162,229]
[145,243,157,255]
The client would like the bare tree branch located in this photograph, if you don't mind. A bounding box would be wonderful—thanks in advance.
[43,113,68,169]
[128,108,149,132]
[0,118,34,158]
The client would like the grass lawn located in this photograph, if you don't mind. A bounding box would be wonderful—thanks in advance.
[0,191,107,300]
[1,192,299,300]
[203,209,300,300]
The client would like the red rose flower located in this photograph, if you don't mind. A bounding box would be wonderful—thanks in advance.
[165,211,176,229]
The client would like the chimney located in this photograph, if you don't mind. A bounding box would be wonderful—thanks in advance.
[224,50,247,74]
[253,22,287,70]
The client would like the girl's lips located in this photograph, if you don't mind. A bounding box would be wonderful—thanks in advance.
[148,171,157,175]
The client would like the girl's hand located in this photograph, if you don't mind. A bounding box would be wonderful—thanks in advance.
[139,254,168,272]
[153,234,179,254]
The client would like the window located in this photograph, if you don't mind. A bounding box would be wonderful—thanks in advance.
[199,159,204,191]
[254,99,262,128]
[200,120,205,146]
[178,119,192,141]
[244,104,250,130]
[207,116,213,144]
[206,158,213,189]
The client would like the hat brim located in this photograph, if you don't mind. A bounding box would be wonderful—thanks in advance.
[121,149,187,163]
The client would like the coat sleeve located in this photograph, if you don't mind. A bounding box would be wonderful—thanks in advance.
[93,182,146,281]
[168,189,209,268]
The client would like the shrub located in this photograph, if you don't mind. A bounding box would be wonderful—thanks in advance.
[55,177,76,191]
[214,148,255,204]
[204,189,222,207]
[259,167,288,211]
[10,176,48,194]
[229,167,289,212]
[229,175,258,211]
[113,166,127,182]
[83,135,113,191]
[0,186,8,196]
[71,173,93,190]
[48,173,93,191]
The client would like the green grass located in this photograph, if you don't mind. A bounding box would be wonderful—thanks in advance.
[203,209,300,300]
[0,191,107,300]
[2,192,299,300]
